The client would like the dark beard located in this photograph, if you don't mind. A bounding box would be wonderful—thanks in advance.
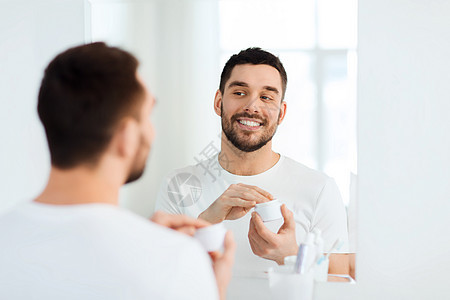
[125,167,145,184]
[125,132,149,184]
[221,105,279,153]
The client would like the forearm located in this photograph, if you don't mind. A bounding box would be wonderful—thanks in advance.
[349,253,355,279]
[198,209,222,224]
[328,253,350,275]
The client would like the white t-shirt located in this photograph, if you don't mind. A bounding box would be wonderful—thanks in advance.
[156,154,349,277]
[0,201,218,300]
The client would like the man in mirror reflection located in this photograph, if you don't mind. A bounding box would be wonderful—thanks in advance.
[156,48,350,283]
[0,43,235,300]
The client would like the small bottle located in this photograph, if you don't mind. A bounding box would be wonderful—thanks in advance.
[294,232,316,274]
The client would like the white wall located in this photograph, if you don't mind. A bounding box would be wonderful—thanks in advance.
[316,0,450,299]
[89,0,221,217]
[137,0,221,217]
[0,0,220,217]
[0,0,87,213]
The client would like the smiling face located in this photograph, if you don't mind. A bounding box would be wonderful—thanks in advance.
[215,64,287,152]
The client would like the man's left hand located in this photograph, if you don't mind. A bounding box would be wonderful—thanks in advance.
[248,204,298,265]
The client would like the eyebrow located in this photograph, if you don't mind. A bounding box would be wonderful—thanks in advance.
[227,81,248,89]
[263,86,280,95]
[227,81,280,95]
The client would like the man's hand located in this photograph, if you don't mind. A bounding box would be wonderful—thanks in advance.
[152,212,236,300]
[248,204,298,265]
[209,231,236,300]
[198,183,273,224]
[151,211,210,236]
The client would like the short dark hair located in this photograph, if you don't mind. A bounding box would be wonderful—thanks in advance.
[219,47,287,99]
[37,42,144,169]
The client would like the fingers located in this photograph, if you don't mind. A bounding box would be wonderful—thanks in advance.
[200,184,273,224]
[209,231,235,261]
[210,231,235,300]
[251,212,276,242]
[248,233,265,255]
[175,225,197,236]
[248,214,270,245]
[279,204,295,231]
[151,211,210,229]
[222,231,236,262]
[208,251,220,261]
[171,215,210,229]
[150,210,167,223]
[223,197,256,209]
[228,183,272,204]
[248,217,269,254]
[237,183,274,201]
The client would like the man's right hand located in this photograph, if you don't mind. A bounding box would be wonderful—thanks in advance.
[198,183,273,224]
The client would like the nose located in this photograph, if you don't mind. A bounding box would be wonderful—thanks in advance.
[243,94,260,113]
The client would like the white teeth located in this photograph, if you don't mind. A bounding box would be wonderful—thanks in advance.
[239,120,261,127]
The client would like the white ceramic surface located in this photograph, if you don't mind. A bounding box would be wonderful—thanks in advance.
[268,266,314,300]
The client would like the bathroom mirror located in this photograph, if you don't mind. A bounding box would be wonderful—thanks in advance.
[89,0,357,293]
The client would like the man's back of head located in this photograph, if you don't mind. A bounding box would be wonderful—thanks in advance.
[34,42,156,207]
[38,42,145,169]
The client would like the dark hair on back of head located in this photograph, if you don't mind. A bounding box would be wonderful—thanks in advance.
[37,42,144,169]
[219,47,287,99]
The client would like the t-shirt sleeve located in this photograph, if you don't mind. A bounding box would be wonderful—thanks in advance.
[154,174,182,215]
[310,178,349,252]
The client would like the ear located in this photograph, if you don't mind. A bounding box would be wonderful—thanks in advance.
[113,118,140,159]
[213,89,222,117]
[277,101,287,125]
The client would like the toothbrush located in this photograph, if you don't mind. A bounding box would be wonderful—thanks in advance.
[317,238,343,265]
[326,238,344,259]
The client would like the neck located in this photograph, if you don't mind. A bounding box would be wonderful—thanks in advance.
[218,133,280,176]
[35,165,122,206]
